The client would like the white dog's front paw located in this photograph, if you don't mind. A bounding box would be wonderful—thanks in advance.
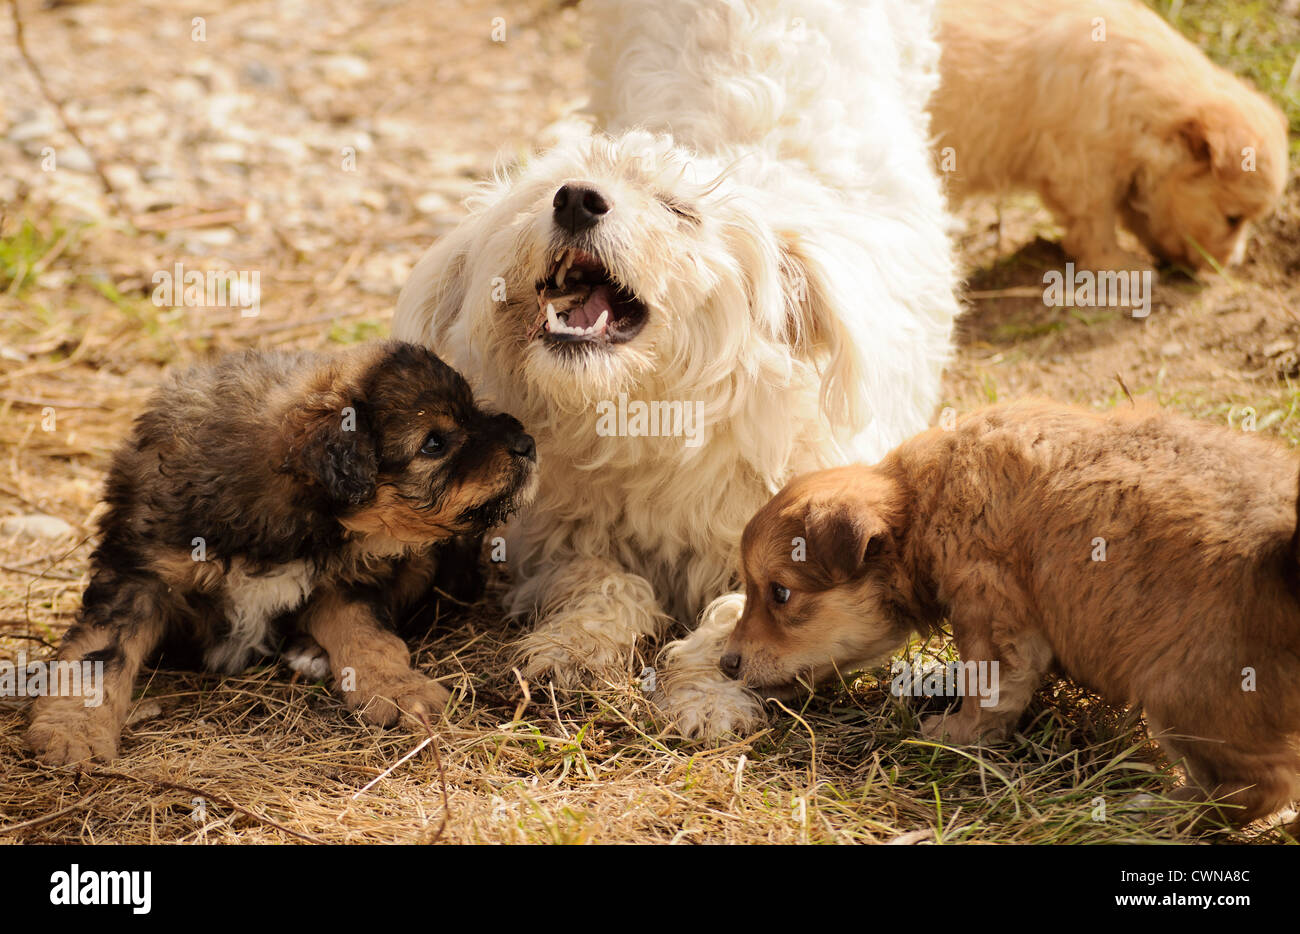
[517,623,633,690]
[655,593,768,740]
[657,666,769,740]
[513,562,669,691]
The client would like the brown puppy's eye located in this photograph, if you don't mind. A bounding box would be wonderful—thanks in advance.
[1227,214,1243,228]
[420,432,447,456]
[770,583,790,605]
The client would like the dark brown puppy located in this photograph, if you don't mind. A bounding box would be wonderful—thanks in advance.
[27,341,537,765]
[723,400,1300,828]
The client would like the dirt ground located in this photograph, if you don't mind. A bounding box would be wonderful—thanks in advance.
[1,0,1298,844]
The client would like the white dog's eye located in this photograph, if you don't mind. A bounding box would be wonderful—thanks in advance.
[771,583,791,605]
[659,196,699,223]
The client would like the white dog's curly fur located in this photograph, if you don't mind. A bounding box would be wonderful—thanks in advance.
[394,0,960,738]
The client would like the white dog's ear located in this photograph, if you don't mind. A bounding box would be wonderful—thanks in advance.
[393,220,477,347]
[778,232,869,431]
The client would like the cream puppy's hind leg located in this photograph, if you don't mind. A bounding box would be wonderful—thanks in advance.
[657,593,768,740]
[513,557,670,690]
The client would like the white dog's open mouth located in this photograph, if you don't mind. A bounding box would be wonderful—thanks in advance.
[534,248,648,347]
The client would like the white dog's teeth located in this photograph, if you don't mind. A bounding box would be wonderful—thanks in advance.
[545,302,561,333]
[589,310,609,334]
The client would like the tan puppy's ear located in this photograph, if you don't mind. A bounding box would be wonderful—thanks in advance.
[803,498,889,581]
[1177,104,1252,179]
[281,387,377,506]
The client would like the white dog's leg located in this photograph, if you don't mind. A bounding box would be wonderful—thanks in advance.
[512,557,669,690]
[656,592,768,739]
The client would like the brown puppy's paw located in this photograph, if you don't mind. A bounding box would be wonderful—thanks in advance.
[919,713,951,741]
[348,673,450,727]
[27,713,119,766]
[920,712,1004,745]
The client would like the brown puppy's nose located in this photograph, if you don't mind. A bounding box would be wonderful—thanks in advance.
[719,651,741,679]
[553,183,611,234]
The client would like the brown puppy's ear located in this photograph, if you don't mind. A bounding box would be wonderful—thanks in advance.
[803,499,889,581]
[282,391,377,506]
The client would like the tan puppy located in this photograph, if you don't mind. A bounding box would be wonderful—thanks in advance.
[723,400,1300,827]
[932,0,1289,270]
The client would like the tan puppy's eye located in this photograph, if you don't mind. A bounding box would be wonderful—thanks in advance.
[770,583,791,605]
[1226,214,1243,228]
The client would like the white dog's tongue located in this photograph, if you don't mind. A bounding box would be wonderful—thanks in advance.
[567,285,614,331]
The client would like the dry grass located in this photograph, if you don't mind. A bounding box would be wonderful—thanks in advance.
[0,596,1253,844]
[2,0,1300,844]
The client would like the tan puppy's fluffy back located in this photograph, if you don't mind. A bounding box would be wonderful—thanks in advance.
[726,401,1300,827]
[932,0,1289,270]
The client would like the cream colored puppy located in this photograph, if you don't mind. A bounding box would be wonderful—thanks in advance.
[931,0,1289,270]
[395,0,960,738]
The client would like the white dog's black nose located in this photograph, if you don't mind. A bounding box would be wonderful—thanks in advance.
[553,183,611,234]
[719,651,741,679]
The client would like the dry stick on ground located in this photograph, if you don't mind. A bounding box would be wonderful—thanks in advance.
[0,394,111,410]
[7,0,126,220]
[131,205,245,232]
[0,630,58,649]
[417,712,451,844]
[339,712,451,843]
[24,533,91,635]
[511,667,532,724]
[965,286,1048,301]
[1113,372,1136,407]
[0,790,106,835]
[175,309,379,343]
[87,768,321,843]
[348,735,433,800]
[1,562,78,581]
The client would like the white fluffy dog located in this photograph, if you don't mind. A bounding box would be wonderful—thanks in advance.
[394,0,960,738]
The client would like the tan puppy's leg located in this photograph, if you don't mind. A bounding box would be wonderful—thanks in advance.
[1042,184,1149,271]
[921,603,1051,745]
[302,586,449,726]
[1147,717,1300,829]
[27,579,168,766]
[512,557,670,690]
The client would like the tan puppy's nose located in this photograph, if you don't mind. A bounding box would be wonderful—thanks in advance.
[719,651,742,679]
